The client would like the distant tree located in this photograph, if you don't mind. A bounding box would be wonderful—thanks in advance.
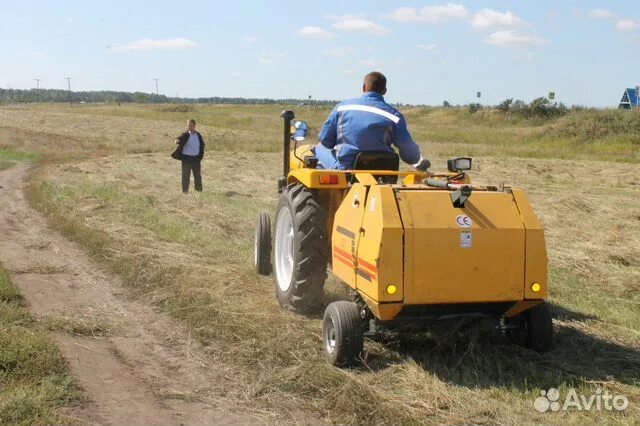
[497,98,513,112]
[530,97,550,115]
[512,99,527,109]
[443,100,451,108]
[468,103,483,114]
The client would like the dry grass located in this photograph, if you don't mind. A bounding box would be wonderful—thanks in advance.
[41,308,125,337]
[2,103,639,424]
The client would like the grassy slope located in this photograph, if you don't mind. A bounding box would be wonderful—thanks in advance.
[2,103,639,424]
[0,264,79,426]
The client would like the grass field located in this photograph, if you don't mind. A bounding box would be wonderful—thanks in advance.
[0,263,80,425]
[1,103,639,424]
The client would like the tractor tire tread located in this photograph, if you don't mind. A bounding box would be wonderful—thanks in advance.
[275,184,328,313]
[255,212,271,275]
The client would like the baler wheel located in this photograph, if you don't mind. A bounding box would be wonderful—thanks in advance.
[507,302,553,353]
[323,301,364,367]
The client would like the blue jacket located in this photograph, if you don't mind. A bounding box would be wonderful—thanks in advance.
[318,92,421,169]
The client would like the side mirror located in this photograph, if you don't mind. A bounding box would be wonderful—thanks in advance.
[447,157,472,172]
[291,120,308,141]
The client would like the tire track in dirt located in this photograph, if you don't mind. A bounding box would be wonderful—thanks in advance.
[0,163,276,425]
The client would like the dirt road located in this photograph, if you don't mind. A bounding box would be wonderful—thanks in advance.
[0,163,276,425]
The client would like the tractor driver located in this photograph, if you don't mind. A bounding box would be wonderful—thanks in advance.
[315,71,431,171]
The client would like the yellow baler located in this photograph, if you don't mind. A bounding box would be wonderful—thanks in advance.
[254,111,553,367]
[331,178,547,321]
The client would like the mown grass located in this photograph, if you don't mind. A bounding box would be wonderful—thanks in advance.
[2,103,639,423]
[27,150,640,425]
[0,264,79,426]
[1,103,639,162]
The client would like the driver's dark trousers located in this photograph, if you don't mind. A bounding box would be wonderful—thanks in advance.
[181,156,202,193]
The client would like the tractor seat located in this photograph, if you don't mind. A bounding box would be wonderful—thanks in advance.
[351,152,399,184]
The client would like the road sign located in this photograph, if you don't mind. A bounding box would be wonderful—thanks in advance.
[549,92,555,100]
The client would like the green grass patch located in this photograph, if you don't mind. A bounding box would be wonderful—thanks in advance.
[0,264,80,425]
[0,148,39,170]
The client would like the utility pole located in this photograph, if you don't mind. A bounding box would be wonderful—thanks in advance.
[65,77,72,106]
[34,78,41,103]
[153,78,159,102]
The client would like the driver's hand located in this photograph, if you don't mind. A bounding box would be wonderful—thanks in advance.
[414,157,431,172]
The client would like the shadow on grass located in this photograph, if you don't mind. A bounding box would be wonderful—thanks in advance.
[361,304,639,390]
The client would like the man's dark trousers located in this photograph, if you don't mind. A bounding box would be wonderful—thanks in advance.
[181,156,202,193]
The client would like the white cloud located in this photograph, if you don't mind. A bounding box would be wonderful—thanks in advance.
[616,19,639,32]
[231,71,242,77]
[471,9,526,31]
[344,68,354,75]
[298,26,334,39]
[323,47,354,57]
[330,15,389,35]
[587,9,616,20]
[586,10,639,33]
[484,31,546,48]
[386,7,422,22]
[242,36,256,43]
[258,52,285,64]
[111,38,198,52]
[417,43,437,51]
[32,51,46,57]
[386,4,469,24]
[424,3,469,22]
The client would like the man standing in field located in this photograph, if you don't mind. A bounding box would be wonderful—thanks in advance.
[174,119,205,193]
[315,71,430,171]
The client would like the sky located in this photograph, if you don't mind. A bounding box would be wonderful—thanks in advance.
[1,0,639,107]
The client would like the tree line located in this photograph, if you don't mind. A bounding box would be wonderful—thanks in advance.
[0,88,338,106]
[443,97,573,119]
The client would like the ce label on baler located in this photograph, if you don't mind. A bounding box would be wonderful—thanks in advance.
[456,215,472,227]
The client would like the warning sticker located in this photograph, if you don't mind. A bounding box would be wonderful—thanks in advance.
[460,231,472,248]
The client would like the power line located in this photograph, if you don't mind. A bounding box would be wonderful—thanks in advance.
[34,78,41,103]
[65,77,72,106]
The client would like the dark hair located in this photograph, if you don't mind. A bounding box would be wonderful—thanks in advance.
[363,71,387,94]
[188,119,196,125]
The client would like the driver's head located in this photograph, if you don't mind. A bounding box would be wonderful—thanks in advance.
[362,71,387,95]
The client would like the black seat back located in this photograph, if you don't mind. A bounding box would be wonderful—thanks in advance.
[353,151,400,171]
[352,152,399,184]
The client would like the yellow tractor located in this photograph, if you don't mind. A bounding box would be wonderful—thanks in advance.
[255,110,553,367]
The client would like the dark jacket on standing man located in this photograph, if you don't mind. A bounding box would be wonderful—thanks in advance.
[173,131,205,160]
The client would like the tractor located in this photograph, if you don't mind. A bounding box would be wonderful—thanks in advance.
[255,110,553,367]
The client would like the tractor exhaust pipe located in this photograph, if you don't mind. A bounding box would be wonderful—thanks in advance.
[279,110,295,193]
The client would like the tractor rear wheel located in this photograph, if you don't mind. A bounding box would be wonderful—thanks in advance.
[273,184,327,313]
[323,301,364,367]
[254,211,271,275]
[507,302,553,353]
